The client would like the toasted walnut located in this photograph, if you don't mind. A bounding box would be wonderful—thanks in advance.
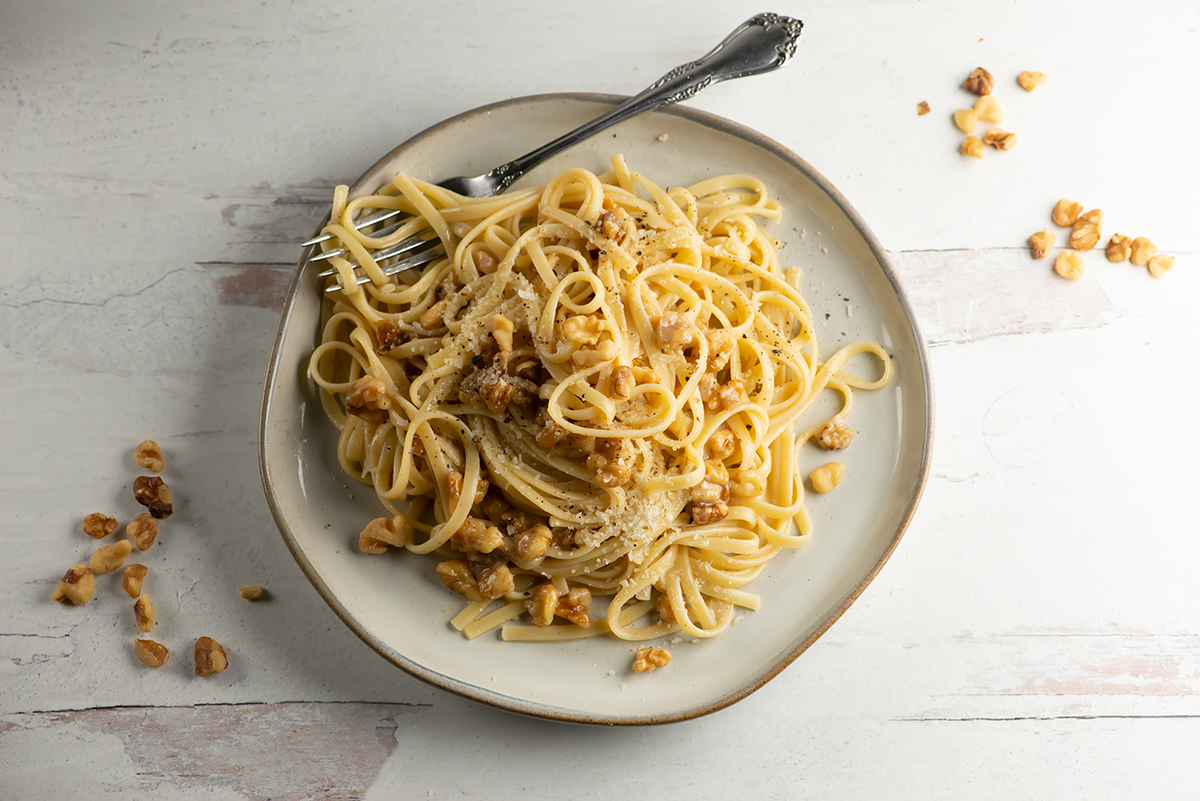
[705,329,736,373]
[358,516,407,554]
[633,647,672,673]
[434,560,482,600]
[1054,250,1085,280]
[454,518,504,554]
[51,565,95,605]
[446,470,464,510]
[82,512,119,539]
[526,583,559,626]
[477,364,516,411]
[690,481,725,505]
[963,67,995,95]
[730,467,767,498]
[917,100,930,116]
[691,501,729,524]
[492,314,514,354]
[1069,210,1103,251]
[960,136,984,159]
[89,539,132,575]
[597,209,625,241]
[346,375,391,422]
[561,314,604,347]
[1105,234,1132,263]
[127,514,158,551]
[194,636,229,677]
[702,432,734,463]
[133,475,173,519]
[1018,71,1047,91]
[653,312,696,350]
[611,365,634,399]
[555,586,592,628]
[815,419,855,450]
[586,439,632,488]
[515,523,552,561]
[983,128,1017,150]
[570,339,618,368]
[536,416,569,448]
[1130,237,1158,266]
[1147,254,1175,278]
[418,299,448,329]
[134,594,156,632]
[239,585,265,600]
[1027,228,1056,260]
[709,379,744,412]
[973,95,1004,123]
[477,563,515,600]
[123,564,148,598]
[135,440,164,472]
[473,249,498,275]
[134,638,170,668]
[810,462,846,494]
[1052,198,1083,227]
[953,108,978,134]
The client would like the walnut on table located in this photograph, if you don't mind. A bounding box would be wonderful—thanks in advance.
[123,564,148,597]
[134,638,170,668]
[960,136,984,159]
[1029,228,1056,260]
[1054,250,1086,280]
[133,475,173,519]
[239,585,266,600]
[82,512,119,539]
[973,95,1004,123]
[89,539,132,575]
[1106,234,1133,263]
[134,594,156,632]
[194,636,229,676]
[1130,237,1158,266]
[127,513,158,551]
[983,128,1018,150]
[1069,209,1104,251]
[917,100,930,116]
[135,440,164,472]
[962,67,995,95]
[1052,198,1083,227]
[1147,254,1175,278]
[51,565,95,605]
[953,108,978,134]
[1018,71,1048,91]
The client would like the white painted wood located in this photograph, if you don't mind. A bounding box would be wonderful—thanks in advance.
[2,0,1198,796]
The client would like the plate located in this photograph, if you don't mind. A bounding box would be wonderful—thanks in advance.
[259,93,933,725]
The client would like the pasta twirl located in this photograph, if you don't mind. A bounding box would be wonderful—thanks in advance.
[309,156,891,643]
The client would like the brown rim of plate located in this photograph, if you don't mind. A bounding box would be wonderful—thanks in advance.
[259,92,935,726]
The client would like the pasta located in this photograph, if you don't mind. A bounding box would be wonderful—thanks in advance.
[308,156,891,644]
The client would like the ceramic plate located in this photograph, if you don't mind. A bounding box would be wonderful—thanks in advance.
[259,93,933,725]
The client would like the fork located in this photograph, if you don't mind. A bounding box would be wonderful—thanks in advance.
[307,12,803,294]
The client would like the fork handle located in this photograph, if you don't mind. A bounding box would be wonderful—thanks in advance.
[487,13,803,193]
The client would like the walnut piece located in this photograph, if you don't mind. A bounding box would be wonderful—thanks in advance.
[810,462,846,494]
[1106,234,1133,263]
[815,419,855,450]
[1052,198,1083,227]
[705,429,736,461]
[82,512,119,539]
[953,108,978,134]
[555,586,592,628]
[1018,71,1048,92]
[436,559,484,601]
[983,128,1017,150]
[561,314,604,347]
[1069,209,1104,251]
[123,564,148,598]
[1029,228,1056,260]
[730,467,767,499]
[1130,237,1158,266]
[973,95,1004,123]
[473,249,498,275]
[133,475,173,519]
[127,513,158,551]
[596,209,624,241]
[917,100,930,116]
[375,319,409,353]
[960,136,984,159]
[1054,250,1085,280]
[51,565,95,605]
[691,501,729,524]
[89,539,132,575]
[963,67,995,95]
[611,365,634,399]
[1147,254,1175,278]
[526,583,559,626]
[653,312,696,350]
[135,440,164,472]
[194,636,229,677]
[515,523,552,561]
[134,638,170,668]
[345,375,391,422]
[134,594,156,632]
[633,647,672,673]
[239,585,265,600]
[358,516,407,554]
[453,517,504,554]
[491,314,514,355]
[477,563,515,600]
[586,438,632,488]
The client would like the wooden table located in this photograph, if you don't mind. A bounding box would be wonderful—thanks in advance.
[4,1,1198,797]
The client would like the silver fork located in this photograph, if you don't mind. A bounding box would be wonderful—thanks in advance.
[308,12,803,294]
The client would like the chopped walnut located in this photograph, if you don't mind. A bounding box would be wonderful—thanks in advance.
[133,475,173,519]
[570,339,617,367]
[134,638,170,668]
[358,516,407,554]
[973,95,1004,123]
[703,431,735,463]
[1069,209,1103,251]
[1106,234,1133,263]
[436,559,485,601]
[134,594,156,632]
[815,419,855,450]
[346,375,391,422]
[1018,71,1048,91]
[1054,250,1085,280]
[51,565,95,605]
[127,514,158,551]
[633,647,672,673]
[515,523,552,561]
[492,314,515,354]
[611,365,634,399]
[135,440,164,472]
[963,67,995,95]
[123,564,148,598]
[960,136,984,159]
[375,319,408,353]
[810,462,846,494]
[555,586,592,628]
[917,100,931,116]
[1147,254,1175,278]
[586,438,632,488]
[708,379,744,412]
[596,209,625,241]
[453,517,504,554]
[447,470,464,510]
[526,583,559,626]
[1052,198,1083,227]
[691,501,729,524]
[953,108,979,134]
[239,585,265,600]
[1130,237,1158,267]
[730,467,767,498]
[653,312,696,350]
[1028,228,1056,260]
[690,481,725,505]
[89,539,132,575]
[982,128,1017,150]
[561,314,604,347]
[473,249,498,275]
[418,299,448,329]
[536,415,569,448]
[194,636,229,677]
[477,563,515,600]
[82,512,119,539]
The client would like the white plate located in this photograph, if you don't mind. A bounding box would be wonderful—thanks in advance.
[259,93,933,725]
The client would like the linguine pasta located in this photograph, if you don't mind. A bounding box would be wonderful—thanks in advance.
[308,156,891,643]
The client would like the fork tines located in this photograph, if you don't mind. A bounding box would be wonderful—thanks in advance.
[319,237,444,295]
